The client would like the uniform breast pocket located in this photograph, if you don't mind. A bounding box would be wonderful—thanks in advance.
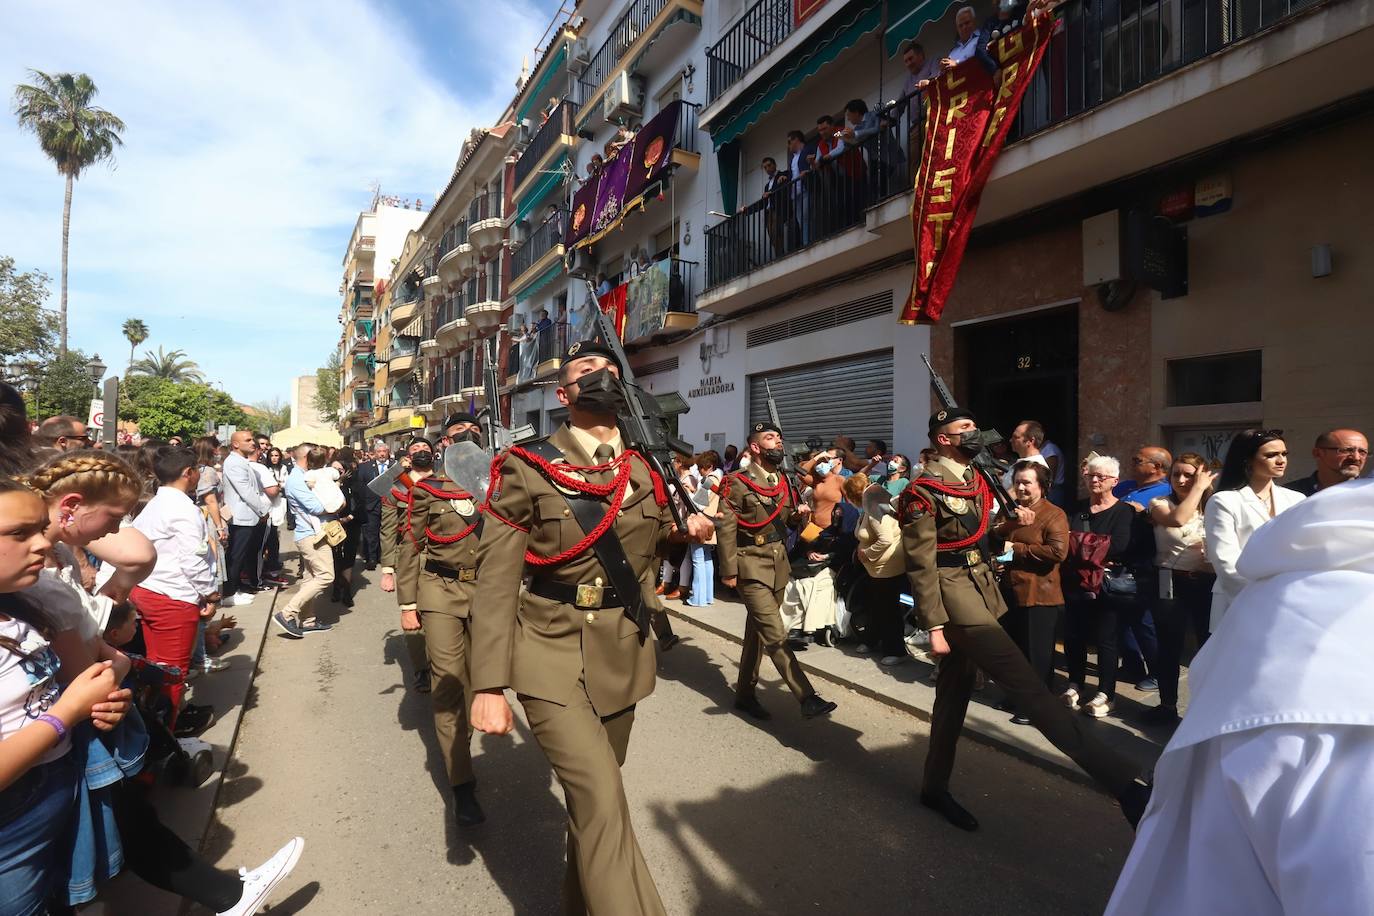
[532,494,573,554]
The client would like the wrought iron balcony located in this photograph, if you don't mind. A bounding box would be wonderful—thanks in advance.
[577,0,670,102]
[511,209,568,285]
[706,0,793,102]
[515,99,578,192]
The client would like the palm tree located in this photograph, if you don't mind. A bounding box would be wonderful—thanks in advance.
[12,70,126,355]
[129,346,205,383]
[121,318,148,375]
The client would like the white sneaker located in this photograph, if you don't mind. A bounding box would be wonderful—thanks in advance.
[1060,683,1081,710]
[226,593,256,608]
[217,836,304,916]
[1082,692,1114,718]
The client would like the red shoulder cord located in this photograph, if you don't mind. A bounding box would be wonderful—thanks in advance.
[410,478,480,545]
[899,475,992,551]
[480,447,666,567]
[725,472,791,530]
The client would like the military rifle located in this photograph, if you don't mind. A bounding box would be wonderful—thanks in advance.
[481,333,535,451]
[920,353,1016,516]
[581,279,698,531]
[762,379,803,498]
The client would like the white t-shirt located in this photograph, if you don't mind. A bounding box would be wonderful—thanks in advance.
[1002,452,1050,491]
[1041,440,1066,486]
[0,615,71,763]
[25,543,112,639]
[254,462,288,526]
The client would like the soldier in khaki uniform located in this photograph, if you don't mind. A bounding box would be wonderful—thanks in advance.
[900,407,1150,831]
[470,341,712,916]
[717,422,838,721]
[379,441,429,693]
[394,419,487,827]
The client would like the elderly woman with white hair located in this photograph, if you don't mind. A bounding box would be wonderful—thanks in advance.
[1061,454,1142,719]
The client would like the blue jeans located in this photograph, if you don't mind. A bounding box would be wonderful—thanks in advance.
[0,753,78,916]
[686,545,714,607]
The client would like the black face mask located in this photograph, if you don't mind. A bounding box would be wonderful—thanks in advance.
[951,429,987,459]
[760,447,786,466]
[450,429,482,447]
[409,450,434,469]
[570,368,627,416]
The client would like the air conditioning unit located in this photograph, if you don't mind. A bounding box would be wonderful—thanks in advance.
[567,248,595,280]
[570,39,591,71]
[602,72,646,123]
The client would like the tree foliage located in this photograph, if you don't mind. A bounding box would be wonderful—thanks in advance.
[313,350,342,426]
[119,377,246,440]
[250,397,291,433]
[121,318,149,373]
[0,256,57,369]
[27,348,95,421]
[129,346,206,383]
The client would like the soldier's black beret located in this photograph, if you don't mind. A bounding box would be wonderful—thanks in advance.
[928,407,977,433]
[750,421,783,437]
[563,340,622,370]
[441,413,481,429]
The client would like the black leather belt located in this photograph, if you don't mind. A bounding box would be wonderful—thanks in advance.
[737,528,783,548]
[425,559,478,582]
[528,576,624,609]
[935,548,985,569]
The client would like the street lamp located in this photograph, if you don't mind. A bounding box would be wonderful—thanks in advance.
[86,354,107,388]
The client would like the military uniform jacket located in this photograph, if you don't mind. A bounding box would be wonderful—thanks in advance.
[470,424,674,716]
[898,456,1008,631]
[379,477,413,574]
[716,462,804,590]
[395,473,482,616]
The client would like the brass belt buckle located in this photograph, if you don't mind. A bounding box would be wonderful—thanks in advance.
[458,567,476,582]
[754,533,767,547]
[965,549,982,567]
[574,583,603,608]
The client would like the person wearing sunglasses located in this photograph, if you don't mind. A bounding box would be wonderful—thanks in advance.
[1204,429,1305,630]
[35,416,92,452]
[1286,428,1368,497]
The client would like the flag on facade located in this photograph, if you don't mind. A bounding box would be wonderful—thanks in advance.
[902,16,1056,325]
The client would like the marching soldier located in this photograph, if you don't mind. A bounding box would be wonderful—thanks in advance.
[394,420,488,827]
[380,440,429,693]
[717,422,838,721]
[901,408,1150,831]
[470,341,712,916]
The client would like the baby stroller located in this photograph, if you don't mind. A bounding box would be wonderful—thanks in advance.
[125,654,215,788]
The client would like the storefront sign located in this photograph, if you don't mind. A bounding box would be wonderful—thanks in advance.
[688,375,735,398]
[1194,173,1233,217]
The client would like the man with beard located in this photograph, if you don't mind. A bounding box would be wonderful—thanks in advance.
[718,423,839,720]
[900,408,1149,831]
[394,415,487,827]
[1286,427,1368,496]
[469,341,713,915]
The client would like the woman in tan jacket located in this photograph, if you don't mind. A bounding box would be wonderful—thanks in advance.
[850,474,909,666]
[993,461,1069,721]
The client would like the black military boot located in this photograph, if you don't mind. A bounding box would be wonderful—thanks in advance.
[453,781,485,827]
[800,694,837,719]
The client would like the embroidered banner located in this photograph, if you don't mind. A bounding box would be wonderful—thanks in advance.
[901,16,1056,324]
[565,100,683,251]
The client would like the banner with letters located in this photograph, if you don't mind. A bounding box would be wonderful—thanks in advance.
[901,16,1055,325]
[565,100,683,251]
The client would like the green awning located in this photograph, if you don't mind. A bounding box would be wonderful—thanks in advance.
[516,44,567,125]
[515,154,568,223]
[717,140,741,215]
[710,0,884,151]
[884,0,958,57]
[515,261,566,304]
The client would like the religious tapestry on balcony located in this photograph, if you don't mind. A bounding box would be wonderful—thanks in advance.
[564,100,684,250]
[901,15,1054,325]
[622,259,671,344]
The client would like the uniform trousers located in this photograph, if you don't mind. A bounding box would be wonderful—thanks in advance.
[521,685,664,916]
[419,607,474,785]
[925,620,1140,799]
[735,579,815,702]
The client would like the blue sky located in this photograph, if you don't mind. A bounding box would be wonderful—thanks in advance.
[1,0,562,406]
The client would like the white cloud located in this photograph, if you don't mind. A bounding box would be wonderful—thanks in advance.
[0,0,550,401]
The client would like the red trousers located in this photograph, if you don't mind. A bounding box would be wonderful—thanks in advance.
[129,585,200,717]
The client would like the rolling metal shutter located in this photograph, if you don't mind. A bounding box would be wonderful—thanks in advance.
[748,350,893,448]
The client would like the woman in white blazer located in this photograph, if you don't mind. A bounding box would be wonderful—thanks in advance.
[1204,429,1305,629]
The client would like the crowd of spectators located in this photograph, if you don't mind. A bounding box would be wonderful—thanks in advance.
[0,384,304,914]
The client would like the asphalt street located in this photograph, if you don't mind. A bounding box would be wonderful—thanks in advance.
[206,572,1134,915]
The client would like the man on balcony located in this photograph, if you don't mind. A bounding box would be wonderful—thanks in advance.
[942,6,998,73]
[786,130,812,247]
[900,41,941,179]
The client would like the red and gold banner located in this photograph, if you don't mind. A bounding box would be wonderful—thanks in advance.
[598,282,628,337]
[901,16,1056,325]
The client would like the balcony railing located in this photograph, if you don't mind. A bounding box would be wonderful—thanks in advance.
[707,0,793,102]
[536,321,568,365]
[435,295,463,329]
[389,338,419,360]
[511,209,567,281]
[515,100,578,190]
[458,355,477,391]
[506,337,521,379]
[468,192,496,226]
[465,274,501,305]
[578,0,670,102]
[437,222,466,260]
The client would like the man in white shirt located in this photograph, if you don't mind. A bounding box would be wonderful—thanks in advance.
[221,430,270,604]
[129,447,220,721]
[1107,481,1374,915]
[1002,420,1051,490]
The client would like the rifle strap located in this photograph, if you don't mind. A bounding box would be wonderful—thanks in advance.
[523,440,650,640]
